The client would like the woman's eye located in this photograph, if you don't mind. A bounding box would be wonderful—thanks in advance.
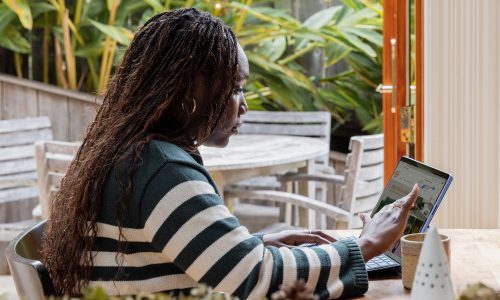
[234,88,245,94]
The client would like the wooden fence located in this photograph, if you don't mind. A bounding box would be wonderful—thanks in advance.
[0,74,100,142]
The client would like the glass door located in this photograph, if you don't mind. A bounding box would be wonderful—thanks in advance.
[381,0,423,183]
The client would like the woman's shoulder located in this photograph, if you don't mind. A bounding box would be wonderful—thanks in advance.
[147,140,197,164]
[141,140,214,187]
[136,141,221,218]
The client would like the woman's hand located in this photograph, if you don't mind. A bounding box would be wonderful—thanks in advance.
[356,183,420,262]
[262,230,337,248]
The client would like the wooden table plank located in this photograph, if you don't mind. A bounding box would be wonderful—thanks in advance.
[326,229,500,299]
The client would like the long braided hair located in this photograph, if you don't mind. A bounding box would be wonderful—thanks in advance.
[41,8,240,295]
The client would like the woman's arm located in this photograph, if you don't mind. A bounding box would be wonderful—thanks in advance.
[141,163,368,299]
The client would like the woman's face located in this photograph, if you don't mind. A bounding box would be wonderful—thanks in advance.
[203,45,249,148]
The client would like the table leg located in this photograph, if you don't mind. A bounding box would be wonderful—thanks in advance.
[298,159,315,228]
[210,172,234,212]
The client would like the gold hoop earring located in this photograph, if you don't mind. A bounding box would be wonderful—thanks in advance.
[182,99,197,115]
[191,98,197,114]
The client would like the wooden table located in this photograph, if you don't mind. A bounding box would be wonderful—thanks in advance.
[199,134,329,211]
[326,229,500,299]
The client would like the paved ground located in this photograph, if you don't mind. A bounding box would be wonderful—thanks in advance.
[0,276,18,300]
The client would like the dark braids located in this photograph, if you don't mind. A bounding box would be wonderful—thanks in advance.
[41,8,240,295]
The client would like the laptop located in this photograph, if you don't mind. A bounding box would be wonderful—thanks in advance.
[343,156,453,272]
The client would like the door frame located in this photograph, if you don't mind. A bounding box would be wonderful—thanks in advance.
[383,0,424,183]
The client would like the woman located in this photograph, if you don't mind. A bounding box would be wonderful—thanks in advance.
[42,8,419,299]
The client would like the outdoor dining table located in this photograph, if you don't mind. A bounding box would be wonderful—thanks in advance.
[199,134,329,217]
[325,229,500,299]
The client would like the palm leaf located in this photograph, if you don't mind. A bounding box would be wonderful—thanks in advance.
[89,20,133,45]
[303,6,341,30]
[0,4,17,34]
[0,26,30,53]
[3,0,32,30]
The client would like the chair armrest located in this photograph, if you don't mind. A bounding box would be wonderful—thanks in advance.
[277,172,345,185]
[225,189,351,222]
[32,204,42,221]
[314,164,337,175]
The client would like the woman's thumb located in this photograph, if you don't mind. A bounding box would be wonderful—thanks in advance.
[359,213,372,226]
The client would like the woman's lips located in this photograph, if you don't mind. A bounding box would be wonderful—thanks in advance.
[231,122,242,134]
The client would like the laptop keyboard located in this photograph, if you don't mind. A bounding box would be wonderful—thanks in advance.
[340,236,399,271]
[365,254,399,270]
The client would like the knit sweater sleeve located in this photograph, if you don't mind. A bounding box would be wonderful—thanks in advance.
[140,162,368,299]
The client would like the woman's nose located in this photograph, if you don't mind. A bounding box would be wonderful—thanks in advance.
[239,96,248,115]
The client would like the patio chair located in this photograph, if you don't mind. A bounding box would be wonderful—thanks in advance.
[0,116,53,222]
[0,117,53,274]
[226,188,352,233]
[5,220,57,299]
[227,111,333,230]
[229,134,384,230]
[34,140,80,219]
[231,111,333,190]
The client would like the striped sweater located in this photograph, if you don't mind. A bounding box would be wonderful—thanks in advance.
[88,140,368,299]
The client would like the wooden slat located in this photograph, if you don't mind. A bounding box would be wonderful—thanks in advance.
[0,117,50,133]
[353,193,380,214]
[35,141,80,218]
[0,145,33,161]
[242,111,331,123]
[68,101,95,141]
[226,189,351,222]
[354,177,384,198]
[240,123,330,138]
[0,158,35,176]
[0,197,38,223]
[346,150,384,167]
[46,153,74,172]
[349,134,384,151]
[0,187,38,204]
[0,73,101,104]
[38,91,69,141]
[358,164,384,181]
[44,140,80,154]
[0,128,52,147]
[35,141,79,218]
[2,83,37,119]
[231,176,281,190]
[48,188,58,203]
[361,148,384,165]
[0,76,99,145]
[0,172,37,189]
[48,172,64,188]
[342,138,363,215]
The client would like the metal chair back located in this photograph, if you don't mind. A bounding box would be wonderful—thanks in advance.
[5,220,56,299]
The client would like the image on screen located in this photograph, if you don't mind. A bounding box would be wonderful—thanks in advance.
[372,159,448,256]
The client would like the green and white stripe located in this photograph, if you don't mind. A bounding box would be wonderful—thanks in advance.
[88,140,369,299]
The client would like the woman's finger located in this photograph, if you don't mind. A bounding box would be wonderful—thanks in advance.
[292,233,331,245]
[303,234,331,245]
[401,184,420,217]
[311,230,337,243]
[308,234,332,245]
[268,241,293,248]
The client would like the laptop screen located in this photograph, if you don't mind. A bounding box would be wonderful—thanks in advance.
[370,156,453,260]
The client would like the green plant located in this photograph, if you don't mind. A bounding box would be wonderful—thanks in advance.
[47,280,318,300]
[315,0,383,134]
[458,283,500,300]
[0,0,383,133]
